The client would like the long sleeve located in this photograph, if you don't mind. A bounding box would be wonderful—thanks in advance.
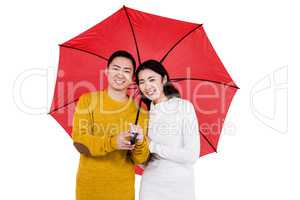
[149,102,200,164]
[72,93,117,157]
[130,110,150,164]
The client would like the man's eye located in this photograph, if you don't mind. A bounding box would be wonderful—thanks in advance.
[124,70,131,73]
[149,79,155,82]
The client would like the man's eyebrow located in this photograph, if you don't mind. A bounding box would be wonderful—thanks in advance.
[111,64,132,71]
[111,64,121,68]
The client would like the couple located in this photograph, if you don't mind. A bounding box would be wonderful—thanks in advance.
[72,50,200,200]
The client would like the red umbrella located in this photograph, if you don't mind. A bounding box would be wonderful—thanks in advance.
[49,6,239,174]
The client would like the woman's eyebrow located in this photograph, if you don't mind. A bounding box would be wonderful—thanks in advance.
[139,76,155,82]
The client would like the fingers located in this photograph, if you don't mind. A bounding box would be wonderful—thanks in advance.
[129,124,144,144]
[117,132,135,150]
[137,134,143,140]
[130,123,135,132]
[123,139,131,146]
[130,123,142,133]
[137,135,143,144]
[119,139,135,150]
[119,144,135,150]
[115,124,145,150]
[137,126,142,132]
[120,131,131,138]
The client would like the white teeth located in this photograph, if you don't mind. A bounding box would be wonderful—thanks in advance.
[115,80,124,84]
[146,91,155,96]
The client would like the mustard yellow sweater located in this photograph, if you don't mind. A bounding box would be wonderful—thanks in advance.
[72,90,149,200]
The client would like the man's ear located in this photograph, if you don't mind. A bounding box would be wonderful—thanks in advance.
[104,68,108,76]
[130,72,135,82]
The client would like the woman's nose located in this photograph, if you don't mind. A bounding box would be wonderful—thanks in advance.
[145,82,151,90]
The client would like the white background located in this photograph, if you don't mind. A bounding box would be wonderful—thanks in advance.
[0,0,299,199]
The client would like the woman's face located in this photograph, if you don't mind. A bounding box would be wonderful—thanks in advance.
[138,69,166,102]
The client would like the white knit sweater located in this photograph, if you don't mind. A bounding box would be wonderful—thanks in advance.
[139,97,200,200]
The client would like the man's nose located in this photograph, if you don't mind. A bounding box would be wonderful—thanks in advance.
[116,71,125,78]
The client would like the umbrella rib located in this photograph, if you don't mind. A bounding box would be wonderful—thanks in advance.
[200,130,217,153]
[48,98,79,114]
[49,45,108,115]
[59,44,108,61]
[171,77,240,89]
[123,6,142,65]
[160,24,202,63]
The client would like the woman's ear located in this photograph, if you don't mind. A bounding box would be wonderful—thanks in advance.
[163,75,168,85]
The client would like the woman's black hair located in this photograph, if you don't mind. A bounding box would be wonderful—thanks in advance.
[107,50,136,74]
[135,59,181,110]
[135,60,181,165]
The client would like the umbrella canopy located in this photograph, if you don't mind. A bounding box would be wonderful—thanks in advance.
[49,6,239,163]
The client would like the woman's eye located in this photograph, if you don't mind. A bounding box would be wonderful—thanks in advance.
[149,79,155,82]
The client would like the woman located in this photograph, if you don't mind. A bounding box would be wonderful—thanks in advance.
[136,60,200,200]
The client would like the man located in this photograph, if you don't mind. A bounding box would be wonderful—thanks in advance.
[72,50,149,200]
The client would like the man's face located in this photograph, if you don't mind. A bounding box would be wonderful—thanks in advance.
[106,56,134,91]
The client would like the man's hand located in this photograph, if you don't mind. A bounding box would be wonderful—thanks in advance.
[115,131,135,150]
[130,123,144,145]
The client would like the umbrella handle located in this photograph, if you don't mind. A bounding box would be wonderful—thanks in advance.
[129,99,142,145]
[134,98,142,125]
